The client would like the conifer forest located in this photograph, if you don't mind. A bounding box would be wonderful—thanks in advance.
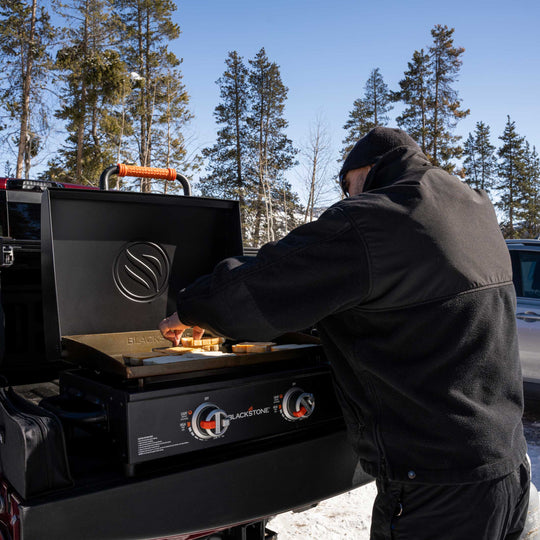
[0,1,538,244]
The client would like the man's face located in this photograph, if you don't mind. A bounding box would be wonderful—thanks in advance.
[341,165,372,197]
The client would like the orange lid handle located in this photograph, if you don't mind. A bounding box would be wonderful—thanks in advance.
[117,164,177,181]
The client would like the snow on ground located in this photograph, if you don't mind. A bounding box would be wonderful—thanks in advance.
[269,482,377,540]
[269,414,540,540]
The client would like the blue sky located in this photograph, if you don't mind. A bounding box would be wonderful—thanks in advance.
[171,0,539,201]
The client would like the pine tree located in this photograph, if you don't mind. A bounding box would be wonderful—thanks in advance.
[0,0,55,178]
[394,49,430,154]
[44,0,127,186]
[521,142,540,238]
[247,48,298,245]
[341,98,372,159]
[200,51,252,231]
[496,116,528,238]
[463,134,478,186]
[394,27,469,170]
[427,25,469,169]
[463,121,497,193]
[364,68,392,129]
[117,0,192,192]
[341,68,391,159]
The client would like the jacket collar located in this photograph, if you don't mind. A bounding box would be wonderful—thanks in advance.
[362,146,431,192]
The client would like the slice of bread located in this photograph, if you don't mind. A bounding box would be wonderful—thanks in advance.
[231,342,276,353]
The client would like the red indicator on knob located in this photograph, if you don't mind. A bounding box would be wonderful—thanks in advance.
[191,403,230,439]
[292,406,307,418]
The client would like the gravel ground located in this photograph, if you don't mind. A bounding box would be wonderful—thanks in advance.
[269,410,540,540]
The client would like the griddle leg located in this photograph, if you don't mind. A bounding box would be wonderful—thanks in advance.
[123,463,136,477]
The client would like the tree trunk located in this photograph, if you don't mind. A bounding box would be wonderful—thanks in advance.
[421,92,426,154]
[432,56,440,163]
[75,1,90,182]
[234,74,244,211]
[16,0,37,178]
[252,181,264,245]
[304,151,317,223]
[252,88,266,244]
[508,161,514,235]
[373,78,378,125]
[136,3,150,192]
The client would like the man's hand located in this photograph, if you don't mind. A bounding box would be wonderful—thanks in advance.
[159,312,205,346]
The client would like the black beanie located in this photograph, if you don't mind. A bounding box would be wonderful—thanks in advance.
[339,127,420,180]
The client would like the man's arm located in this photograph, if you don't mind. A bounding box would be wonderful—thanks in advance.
[161,205,371,342]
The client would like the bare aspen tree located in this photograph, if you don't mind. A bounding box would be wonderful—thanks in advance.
[299,116,334,223]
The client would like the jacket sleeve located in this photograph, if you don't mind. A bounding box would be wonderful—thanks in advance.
[176,204,371,340]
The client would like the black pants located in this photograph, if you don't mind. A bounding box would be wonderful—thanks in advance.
[370,461,530,540]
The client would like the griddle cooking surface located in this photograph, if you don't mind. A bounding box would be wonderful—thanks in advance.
[62,331,322,380]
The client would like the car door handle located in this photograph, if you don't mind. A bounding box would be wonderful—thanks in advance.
[516,311,540,322]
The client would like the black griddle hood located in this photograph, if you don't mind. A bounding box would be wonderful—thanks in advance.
[41,188,242,360]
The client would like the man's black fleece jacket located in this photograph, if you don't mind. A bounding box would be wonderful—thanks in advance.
[176,146,527,484]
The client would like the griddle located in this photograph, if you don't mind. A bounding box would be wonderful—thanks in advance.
[39,188,342,477]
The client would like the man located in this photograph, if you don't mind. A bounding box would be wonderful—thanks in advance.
[160,127,529,539]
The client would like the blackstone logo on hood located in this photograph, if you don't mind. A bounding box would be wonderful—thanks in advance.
[227,405,271,421]
[113,241,170,302]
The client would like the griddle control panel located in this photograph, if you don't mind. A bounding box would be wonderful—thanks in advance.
[124,370,340,464]
[59,367,342,466]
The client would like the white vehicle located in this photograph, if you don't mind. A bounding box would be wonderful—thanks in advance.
[507,240,540,395]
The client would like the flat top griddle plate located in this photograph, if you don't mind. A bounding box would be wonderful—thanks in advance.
[62,331,322,380]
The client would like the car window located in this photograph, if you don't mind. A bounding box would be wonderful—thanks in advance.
[511,250,540,299]
[8,202,41,240]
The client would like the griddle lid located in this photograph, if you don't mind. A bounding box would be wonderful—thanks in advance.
[41,189,242,359]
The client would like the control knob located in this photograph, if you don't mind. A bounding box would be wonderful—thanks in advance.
[282,387,315,421]
[191,402,230,439]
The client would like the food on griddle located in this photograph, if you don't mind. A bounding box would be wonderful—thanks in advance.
[181,336,224,347]
[231,342,276,353]
[161,346,201,354]
[153,336,225,353]
[231,343,253,353]
[127,336,282,368]
[158,346,195,354]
